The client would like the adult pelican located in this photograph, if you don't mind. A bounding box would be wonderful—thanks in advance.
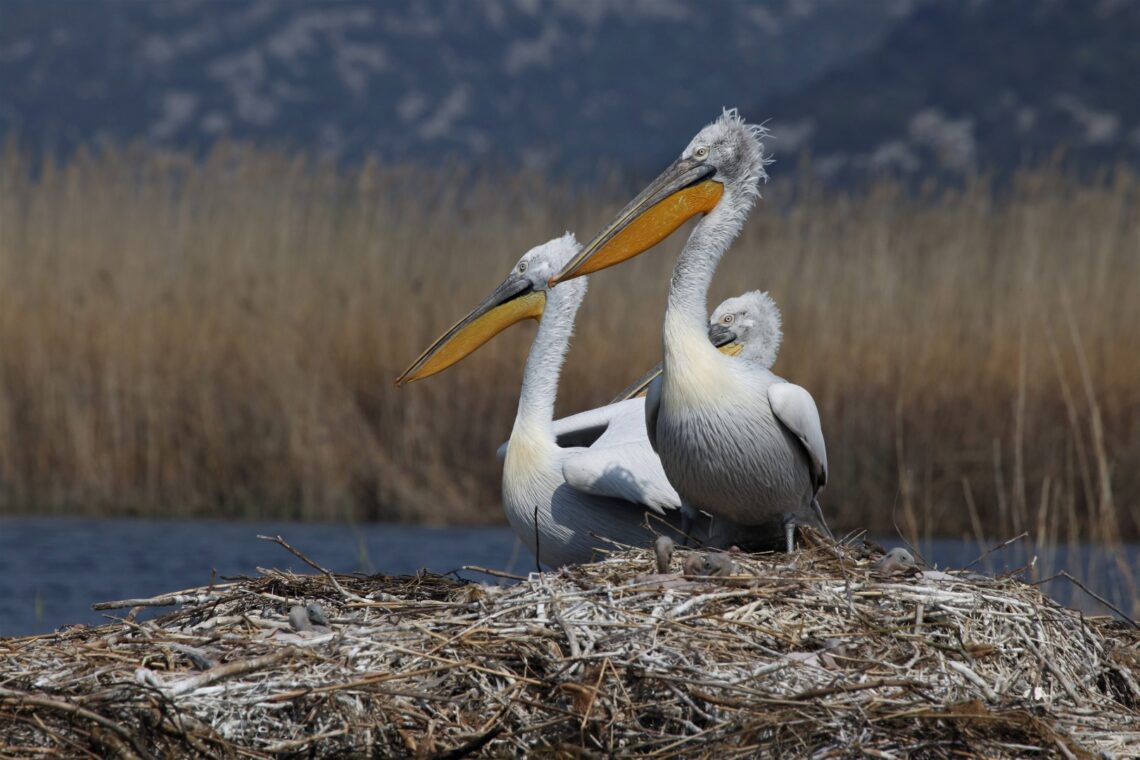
[397,234,693,568]
[513,289,787,544]
[549,110,830,551]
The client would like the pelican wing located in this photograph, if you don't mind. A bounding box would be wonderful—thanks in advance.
[558,398,681,515]
[561,439,681,516]
[768,383,828,490]
[644,375,663,453]
[495,401,625,461]
[494,403,620,464]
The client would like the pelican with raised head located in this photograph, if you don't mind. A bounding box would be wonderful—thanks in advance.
[397,234,693,568]
[550,110,831,551]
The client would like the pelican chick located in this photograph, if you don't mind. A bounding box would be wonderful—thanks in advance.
[654,535,675,574]
[683,552,738,577]
[875,547,916,573]
[707,290,782,369]
[550,110,831,552]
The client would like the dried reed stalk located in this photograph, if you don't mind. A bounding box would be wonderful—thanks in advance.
[0,147,1138,552]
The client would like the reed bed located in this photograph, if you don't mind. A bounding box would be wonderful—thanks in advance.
[1,535,1137,757]
[0,143,1137,554]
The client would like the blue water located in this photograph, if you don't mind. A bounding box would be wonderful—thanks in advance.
[1,518,1136,637]
[0,518,528,637]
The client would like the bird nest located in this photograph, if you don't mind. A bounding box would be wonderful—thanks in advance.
[2,533,1138,759]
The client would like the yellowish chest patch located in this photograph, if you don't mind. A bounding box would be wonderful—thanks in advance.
[504,423,553,482]
[664,326,742,412]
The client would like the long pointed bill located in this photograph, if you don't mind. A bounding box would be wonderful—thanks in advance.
[550,158,722,285]
[610,329,742,403]
[610,362,665,403]
[396,276,545,385]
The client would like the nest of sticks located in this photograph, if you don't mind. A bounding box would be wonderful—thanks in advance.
[2,532,1138,759]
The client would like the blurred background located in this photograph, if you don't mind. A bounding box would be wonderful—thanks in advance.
[0,0,1137,633]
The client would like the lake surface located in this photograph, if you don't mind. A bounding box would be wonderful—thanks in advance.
[1,517,1136,636]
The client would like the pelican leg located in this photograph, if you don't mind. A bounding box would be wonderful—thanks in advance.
[783,513,796,554]
[680,502,699,546]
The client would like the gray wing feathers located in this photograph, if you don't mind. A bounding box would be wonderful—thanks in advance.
[560,397,681,514]
[768,383,828,490]
[644,375,663,454]
[561,439,681,515]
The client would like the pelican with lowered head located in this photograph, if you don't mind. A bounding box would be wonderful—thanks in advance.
[397,234,693,568]
[550,110,831,551]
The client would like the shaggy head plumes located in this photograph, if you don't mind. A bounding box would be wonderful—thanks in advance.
[682,108,770,203]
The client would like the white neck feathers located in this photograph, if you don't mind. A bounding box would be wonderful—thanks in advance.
[512,278,587,444]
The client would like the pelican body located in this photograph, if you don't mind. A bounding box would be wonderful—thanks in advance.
[551,110,830,550]
[398,235,691,567]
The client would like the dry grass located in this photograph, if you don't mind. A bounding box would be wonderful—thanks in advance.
[0,143,1137,553]
[1,537,1137,757]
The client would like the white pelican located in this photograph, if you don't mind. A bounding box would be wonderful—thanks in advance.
[397,234,694,568]
[549,110,830,551]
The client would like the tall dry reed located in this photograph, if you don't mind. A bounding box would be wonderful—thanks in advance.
[0,144,1136,563]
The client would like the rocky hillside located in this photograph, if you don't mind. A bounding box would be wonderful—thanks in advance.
[760,0,1140,180]
[1,0,1135,179]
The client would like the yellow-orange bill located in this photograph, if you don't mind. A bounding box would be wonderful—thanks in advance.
[553,178,723,284]
[396,290,546,385]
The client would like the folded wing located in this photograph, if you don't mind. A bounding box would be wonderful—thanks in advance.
[768,382,828,491]
[560,398,681,515]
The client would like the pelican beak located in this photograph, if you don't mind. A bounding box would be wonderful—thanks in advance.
[549,157,723,285]
[610,361,664,403]
[396,274,546,385]
[708,323,743,356]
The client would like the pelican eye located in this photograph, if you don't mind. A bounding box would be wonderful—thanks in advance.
[694,146,709,160]
[518,261,528,273]
[722,314,734,324]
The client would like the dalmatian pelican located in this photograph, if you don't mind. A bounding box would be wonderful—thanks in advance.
[549,110,830,551]
[397,234,695,567]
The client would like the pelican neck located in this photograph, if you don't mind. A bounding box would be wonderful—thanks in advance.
[513,280,585,441]
[664,198,746,364]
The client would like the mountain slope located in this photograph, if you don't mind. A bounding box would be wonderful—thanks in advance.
[758,0,1140,179]
[0,0,906,172]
